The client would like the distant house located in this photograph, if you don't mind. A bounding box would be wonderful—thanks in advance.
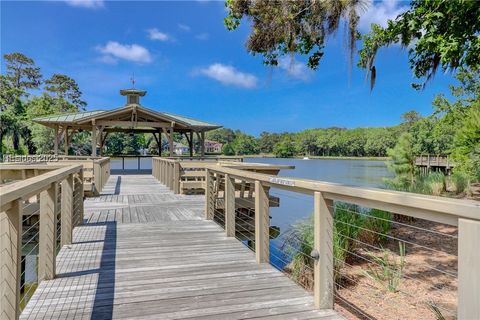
[162,142,189,155]
[204,140,223,154]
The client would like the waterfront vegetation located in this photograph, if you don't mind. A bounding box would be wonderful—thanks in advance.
[282,203,395,288]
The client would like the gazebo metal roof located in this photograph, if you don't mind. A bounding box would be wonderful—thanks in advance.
[32,88,222,157]
[33,107,221,131]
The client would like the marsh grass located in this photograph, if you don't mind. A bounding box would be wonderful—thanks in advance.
[283,203,394,288]
[364,242,406,293]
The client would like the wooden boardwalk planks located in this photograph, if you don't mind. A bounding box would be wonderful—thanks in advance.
[20,174,342,320]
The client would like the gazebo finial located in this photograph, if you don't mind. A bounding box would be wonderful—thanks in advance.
[131,73,136,88]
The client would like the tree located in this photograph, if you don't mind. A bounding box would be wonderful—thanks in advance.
[273,136,296,158]
[452,104,480,180]
[386,132,416,190]
[44,74,86,111]
[359,1,480,89]
[401,110,422,127]
[207,128,236,144]
[222,143,236,156]
[225,0,368,70]
[258,131,281,154]
[232,133,258,155]
[3,53,42,93]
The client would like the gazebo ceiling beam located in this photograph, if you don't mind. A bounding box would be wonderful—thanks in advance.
[96,120,173,128]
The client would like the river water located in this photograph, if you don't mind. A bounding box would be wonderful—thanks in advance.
[244,158,393,269]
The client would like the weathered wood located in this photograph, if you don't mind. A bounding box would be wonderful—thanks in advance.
[205,169,214,220]
[173,162,180,194]
[224,174,235,237]
[255,181,269,263]
[0,200,22,320]
[38,184,57,281]
[458,218,480,319]
[314,191,334,309]
[61,174,74,246]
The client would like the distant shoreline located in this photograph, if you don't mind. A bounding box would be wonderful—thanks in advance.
[243,154,389,161]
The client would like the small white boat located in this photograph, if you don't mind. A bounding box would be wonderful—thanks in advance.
[303,156,310,160]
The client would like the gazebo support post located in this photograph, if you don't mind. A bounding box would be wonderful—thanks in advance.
[200,131,205,157]
[91,122,97,157]
[54,125,59,155]
[64,127,69,155]
[168,127,174,157]
[189,131,194,157]
[158,130,162,156]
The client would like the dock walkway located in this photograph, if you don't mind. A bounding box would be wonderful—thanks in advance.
[20,174,341,320]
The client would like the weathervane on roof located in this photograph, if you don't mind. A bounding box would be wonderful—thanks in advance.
[130,73,136,89]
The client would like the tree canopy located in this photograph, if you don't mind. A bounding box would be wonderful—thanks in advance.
[359,0,480,89]
[224,0,368,69]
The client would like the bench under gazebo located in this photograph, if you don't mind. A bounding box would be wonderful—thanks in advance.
[33,88,222,157]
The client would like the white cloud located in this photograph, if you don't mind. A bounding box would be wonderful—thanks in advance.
[195,33,210,41]
[147,28,170,41]
[64,0,104,9]
[196,63,257,89]
[96,41,152,64]
[178,24,191,32]
[278,57,311,81]
[96,55,118,65]
[359,0,408,31]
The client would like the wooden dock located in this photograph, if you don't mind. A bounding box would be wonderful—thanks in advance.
[19,174,341,319]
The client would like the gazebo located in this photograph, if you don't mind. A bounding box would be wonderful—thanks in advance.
[33,88,222,157]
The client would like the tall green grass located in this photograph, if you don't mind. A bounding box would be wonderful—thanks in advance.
[283,202,393,288]
[448,171,469,194]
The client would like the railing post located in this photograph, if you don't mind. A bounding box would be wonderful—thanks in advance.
[254,180,269,263]
[173,161,180,194]
[93,161,101,195]
[38,183,58,281]
[61,174,74,246]
[169,163,174,191]
[205,169,214,220]
[0,199,22,320]
[224,174,235,237]
[78,170,84,226]
[458,218,480,319]
[313,191,334,309]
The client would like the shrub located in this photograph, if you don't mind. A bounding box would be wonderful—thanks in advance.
[448,171,469,194]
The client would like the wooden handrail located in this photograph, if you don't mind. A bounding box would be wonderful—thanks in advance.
[205,165,479,226]
[1,164,84,319]
[0,164,83,210]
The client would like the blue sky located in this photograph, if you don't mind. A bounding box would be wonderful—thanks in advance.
[1,0,456,135]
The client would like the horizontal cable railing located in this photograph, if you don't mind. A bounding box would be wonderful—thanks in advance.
[199,166,479,320]
[0,164,84,319]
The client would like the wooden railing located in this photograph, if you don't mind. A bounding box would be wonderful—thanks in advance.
[0,164,84,320]
[415,155,453,168]
[200,166,480,319]
[1,156,110,195]
[152,157,293,195]
[92,157,110,194]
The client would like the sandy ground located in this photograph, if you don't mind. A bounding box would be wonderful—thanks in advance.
[334,219,458,320]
